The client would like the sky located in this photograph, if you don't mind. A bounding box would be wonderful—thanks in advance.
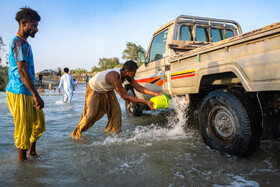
[0,0,279,72]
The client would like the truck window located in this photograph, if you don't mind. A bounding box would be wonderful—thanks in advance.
[180,26,192,41]
[212,28,222,42]
[180,26,235,42]
[221,29,234,39]
[227,30,234,38]
[149,29,168,62]
[196,27,208,42]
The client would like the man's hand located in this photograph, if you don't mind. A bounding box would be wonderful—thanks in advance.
[154,92,162,96]
[33,95,44,110]
[58,88,61,94]
[146,100,155,111]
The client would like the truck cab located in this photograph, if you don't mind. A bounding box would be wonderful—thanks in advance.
[133,15,242,101]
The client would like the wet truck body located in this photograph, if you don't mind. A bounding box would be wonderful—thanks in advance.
[125,15,280,156]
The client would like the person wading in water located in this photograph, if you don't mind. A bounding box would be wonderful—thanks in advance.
[5,7,45,161]
[71,60,161,139]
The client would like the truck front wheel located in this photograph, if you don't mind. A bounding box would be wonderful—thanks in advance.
[199,89,262,156]
[125,88,143,117]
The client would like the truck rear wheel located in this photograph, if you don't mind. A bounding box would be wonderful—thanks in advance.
[125,89,143,117]
[199,89,262,156]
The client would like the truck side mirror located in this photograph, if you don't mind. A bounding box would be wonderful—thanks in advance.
[138,52,146,63]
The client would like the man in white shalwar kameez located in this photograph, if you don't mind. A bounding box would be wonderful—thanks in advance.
[58,68,75,103]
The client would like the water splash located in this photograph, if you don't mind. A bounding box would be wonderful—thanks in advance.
[91,96,192,146]
[166,96,189,135]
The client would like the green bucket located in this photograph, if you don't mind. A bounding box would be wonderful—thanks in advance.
[150,94,169,109]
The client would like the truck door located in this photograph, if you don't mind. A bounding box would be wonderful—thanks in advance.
[135,29,168,100]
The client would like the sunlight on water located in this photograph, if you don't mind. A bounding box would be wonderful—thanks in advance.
[54,100,64,105]
[229,175,260,187]
[0,86,279,186]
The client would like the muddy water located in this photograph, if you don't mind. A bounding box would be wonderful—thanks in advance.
[0,84,279,186]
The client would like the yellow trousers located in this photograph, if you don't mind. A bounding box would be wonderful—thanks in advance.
[71,86,122,139]
[6,91,45,150]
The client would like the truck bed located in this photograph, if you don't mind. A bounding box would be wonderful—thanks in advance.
[169,22,280,62]
[169,22,280,92]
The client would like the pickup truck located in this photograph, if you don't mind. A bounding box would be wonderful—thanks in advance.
[124,15,280,157]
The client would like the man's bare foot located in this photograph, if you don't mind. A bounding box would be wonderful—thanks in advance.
[71,132,81,140]
[28,153,39,158]
[104,129,122,134]
[18,148,28,161]
[29,141,38,157]
[28,151,38,157]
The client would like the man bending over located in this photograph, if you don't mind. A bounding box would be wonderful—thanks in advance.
[71,60,161,139]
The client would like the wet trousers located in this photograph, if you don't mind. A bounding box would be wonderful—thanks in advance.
[6,91,45,150]
[71,86,122,139]
[63,91,73,103]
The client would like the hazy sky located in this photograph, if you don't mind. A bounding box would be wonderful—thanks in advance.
[0,0,279,72]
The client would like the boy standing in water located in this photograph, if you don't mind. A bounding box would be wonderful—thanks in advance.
[5,7,45,161]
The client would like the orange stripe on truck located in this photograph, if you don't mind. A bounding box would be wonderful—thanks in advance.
[135,69,196,85]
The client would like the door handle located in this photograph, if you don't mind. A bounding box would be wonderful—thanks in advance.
[165,65,170,71]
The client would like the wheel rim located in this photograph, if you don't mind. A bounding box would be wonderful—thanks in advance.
[214,110,235,138]
[208,106,237,144]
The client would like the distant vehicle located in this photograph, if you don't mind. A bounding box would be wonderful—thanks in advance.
[39,69,59,76]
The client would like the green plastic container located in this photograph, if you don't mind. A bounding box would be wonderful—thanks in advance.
[150,94,169,109]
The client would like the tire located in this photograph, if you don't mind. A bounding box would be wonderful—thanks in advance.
[199,89,262,156]
[125,88,143,117]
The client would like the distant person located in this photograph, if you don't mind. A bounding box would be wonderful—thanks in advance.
[38,72,43,84]
[48,83,53,90]
[38,86,44,93]
[71,60,161,139]
[5,7,45,161]
[84,73,89,85]
[74,78,78,87]
[58,68,75,103]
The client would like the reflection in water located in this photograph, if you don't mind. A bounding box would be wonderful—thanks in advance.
[0,84,279,186]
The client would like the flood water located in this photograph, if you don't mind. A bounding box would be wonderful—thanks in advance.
[0,84,279,186]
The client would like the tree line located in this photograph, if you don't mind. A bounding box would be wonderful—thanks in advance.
[1,40,145,75]
[69,42,145,75]
[0,39,146,89]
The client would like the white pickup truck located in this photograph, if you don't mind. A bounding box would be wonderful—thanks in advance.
[124,15,280,156]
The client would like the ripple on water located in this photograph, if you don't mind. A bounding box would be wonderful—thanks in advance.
[1,86,280,186]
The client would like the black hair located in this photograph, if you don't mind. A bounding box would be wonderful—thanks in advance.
[64,68,69,73]
[122,60,138,72]
[15,7,41,23]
